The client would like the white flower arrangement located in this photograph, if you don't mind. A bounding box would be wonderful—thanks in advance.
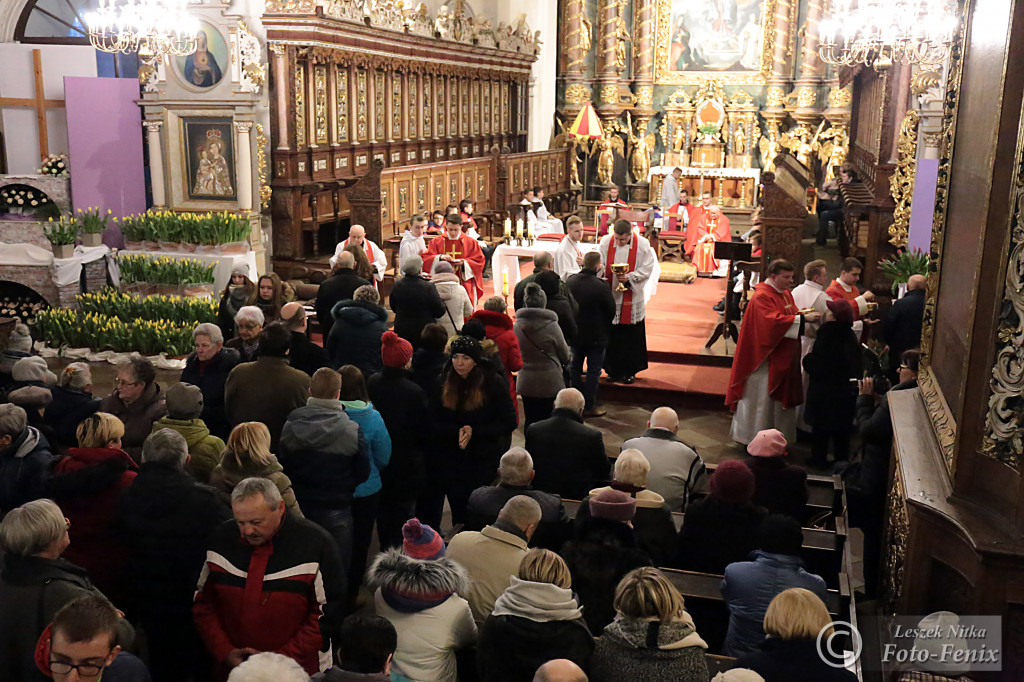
[1,187,51,209]
[39,154,69,176]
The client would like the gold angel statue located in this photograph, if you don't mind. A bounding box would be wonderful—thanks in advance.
[554,117,584,187]
[580,12,592,55]
[734,126,747,156]
[813,125,850,181]
[623,112,655,184]
[779,123,814,167]
[758,123,782,173]
[596,134,624,186]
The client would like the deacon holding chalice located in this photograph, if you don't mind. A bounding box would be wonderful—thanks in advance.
[599,219,656,384]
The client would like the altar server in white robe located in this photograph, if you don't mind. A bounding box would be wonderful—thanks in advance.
[398,214,428,273]
[791,259,831,430]
[533,188,565,234]
[554,216,586,281]
[599,219,657,383]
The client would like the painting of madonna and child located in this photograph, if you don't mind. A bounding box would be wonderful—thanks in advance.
[669,0,765,73]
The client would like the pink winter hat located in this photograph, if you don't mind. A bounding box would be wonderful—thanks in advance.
[747,429,787,458]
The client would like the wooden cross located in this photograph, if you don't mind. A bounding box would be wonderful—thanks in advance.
[0,49,65,161]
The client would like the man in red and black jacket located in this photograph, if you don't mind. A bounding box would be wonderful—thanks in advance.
[193,476,347,676]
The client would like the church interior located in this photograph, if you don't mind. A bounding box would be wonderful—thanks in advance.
[0,0,1021,679]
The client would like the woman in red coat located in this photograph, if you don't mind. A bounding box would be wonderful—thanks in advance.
[44,412,137,607]
[470,297,524,414]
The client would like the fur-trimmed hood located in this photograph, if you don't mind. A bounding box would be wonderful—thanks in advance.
[367,547,469,613]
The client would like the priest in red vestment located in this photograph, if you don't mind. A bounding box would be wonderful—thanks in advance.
[596,186,629,236]
[825,256,875,337]
[665,189,701,232]
[685,205,732,275]
[422,214,486,304]
[727,259,821,444]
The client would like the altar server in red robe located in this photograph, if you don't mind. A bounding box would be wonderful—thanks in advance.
[826,256,875,337]
[665,189,701,232]
[596,186,629,237]
[727,259,821,444]
[422,213,486,305]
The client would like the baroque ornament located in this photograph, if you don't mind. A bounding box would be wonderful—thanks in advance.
[256,123,271,209]
[565,83,590,105]
[888,110,919,248]
[766,86,787,108]
[236,21,266,93]
[828,85,853,109]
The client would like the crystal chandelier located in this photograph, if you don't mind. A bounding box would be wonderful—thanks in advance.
[818,0,959,71]
[85,0,201,57]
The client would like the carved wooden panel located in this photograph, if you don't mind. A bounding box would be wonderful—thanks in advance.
[478,169,487,203]
[417,178,427,212]
[313,65,329,145]
[374,70,386,142]
[422,74,432,139]
[407,73,418,140]
[464,172,473,201]
[295,63,307,147]
[356,69,368,142]
[434,176,444,210]
[492,81,500,133]
[391,72,402,141]
[472,80,481,136]
[380,185,390,223]
[335,67,349,143]
[449,76,459,137]
[482,81,491,135]
[397,179,411,221]
[461,78,470,137]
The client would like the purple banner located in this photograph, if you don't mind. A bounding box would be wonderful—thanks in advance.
[908,158,939,253]
[64,76,146,248]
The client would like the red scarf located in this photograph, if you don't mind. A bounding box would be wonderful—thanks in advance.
[605,236,639,323]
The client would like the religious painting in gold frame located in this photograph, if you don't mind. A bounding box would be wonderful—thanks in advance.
[654,0,775,85]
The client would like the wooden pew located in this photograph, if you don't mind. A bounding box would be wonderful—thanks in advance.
[705,654,738,676]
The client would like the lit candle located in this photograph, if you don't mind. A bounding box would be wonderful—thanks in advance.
[516,218,524,237]
[502,269,509,297]
[504,217,511,238]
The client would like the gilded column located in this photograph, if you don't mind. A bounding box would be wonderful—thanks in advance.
[143,120,165,209]
[235,121,254,213]
[628,0,655,198]
[791,0,825,149]
[797,0,825,82]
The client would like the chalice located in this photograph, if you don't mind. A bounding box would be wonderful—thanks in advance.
[611,263,629,292]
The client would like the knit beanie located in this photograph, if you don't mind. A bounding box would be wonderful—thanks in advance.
[381,331,413,369]
[523,282,547,309]
[402,518,445,560]
[588,489,636,522]
[12,356,57,385]
[6,323,32,353]
[231,263,250,278]
[8,386,52,409]
[460,318,486,342]
[435,261,455,274]
[166,382,204,420]
[758,514,804,555]
[826,297,854,326]
[747,429,787,457]
[535,270,561,297]
[449,335,482,364]
[709,460,756,504]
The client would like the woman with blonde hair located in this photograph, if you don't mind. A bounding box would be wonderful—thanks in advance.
[46,361,100,447]
[590,566,709,682]
[478,548,593,681]
[45,412,137,607]
[735,588,856,681]
[0,499,134,678]
[209,421,303,517]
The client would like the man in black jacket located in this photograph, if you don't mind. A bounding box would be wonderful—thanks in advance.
[119,428,231,682]
[526,388,610,500]
[514,251,579,313]
[566,252,616,417]
[180,323,241,440]
[315,251,370,337]
[465,447,573,551]
[388,255,446,348]
[279,367,370,569]
[281,302,330,377]
[883,273,926,383]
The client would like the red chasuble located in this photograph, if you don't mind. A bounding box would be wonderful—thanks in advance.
[826,279,863,320]
[665,202,700,232]
[422,233,485,301]
[726,281,803,410]
[684,211,731,257]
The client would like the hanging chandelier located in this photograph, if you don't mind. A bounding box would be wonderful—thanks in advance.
[818,0,959,71]
[85,0,201,57]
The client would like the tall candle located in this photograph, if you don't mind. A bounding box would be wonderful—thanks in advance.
[504,217,512,237]
[502,269,509,297]
[516,218,524,237]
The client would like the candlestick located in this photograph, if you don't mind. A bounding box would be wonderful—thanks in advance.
[516,218,524,238]
[524,221,531,240]
[504,217,512,238]
[502,269,509,297]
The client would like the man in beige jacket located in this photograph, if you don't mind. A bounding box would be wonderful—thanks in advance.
[446,495,542,625]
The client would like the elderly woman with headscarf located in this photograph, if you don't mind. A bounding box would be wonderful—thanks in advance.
[514,283,570,431]
[225,305,264,363]
[432,260,474,336]
[429,335,517,526]
[0,499,134,679]
[217,263,257,339]
[389,255,446,347]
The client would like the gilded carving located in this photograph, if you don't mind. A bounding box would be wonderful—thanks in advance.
[450,78,459,137]
[766,86,786,108]
[399,186,408,215]
[392,73,403,140]
[423,75,433,137]
[889,111,919,248]
[417,181,426,211]
[828,84,853,109]
[314,65,329,144]
[461,80,470,136]
[464,174,472,199]
[795,86,816,108]
[256,123,271,210]
[472,80,481,136]
[450,176,458,202]
[758,119,782,172]
[295,64,307,147]
[492,84,500,131]
[236,21,266,93]
[600,83,620,105]
[596,134,624,185]
[565,83,590,105]
[883,470,908,616]
[919,367,958,473]
[265,0,315,12]
[381,187,389,222]
[635,85,654,106]
[779,123,814,167]
[911,70,941,97]
[624,112,655,184]
[434,179,443,209]
[565,0,592,72]
[812,123,849,181]
[375,71,386,141]
[356,70,368,141]
[336,68,349,142]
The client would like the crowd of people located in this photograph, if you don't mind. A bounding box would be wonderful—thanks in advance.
[0,192,932,682]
